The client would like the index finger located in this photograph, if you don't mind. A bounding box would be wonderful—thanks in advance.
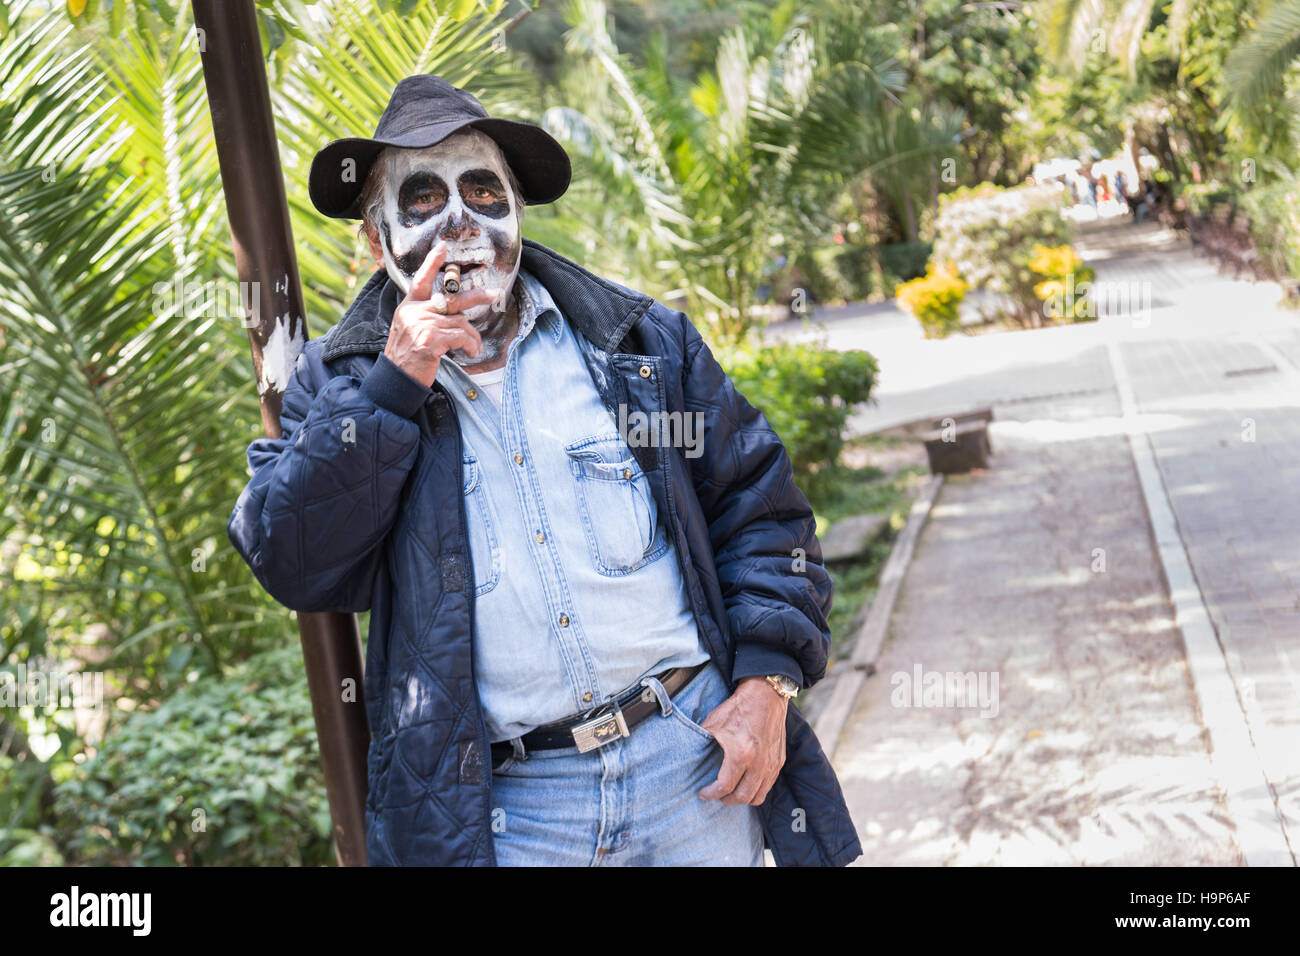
[408,241,448,301]
[698,747,745,802]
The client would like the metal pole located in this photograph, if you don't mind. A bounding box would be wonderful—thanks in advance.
[192,0,370,866]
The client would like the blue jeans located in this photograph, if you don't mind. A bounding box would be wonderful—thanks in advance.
[488,661,765,866]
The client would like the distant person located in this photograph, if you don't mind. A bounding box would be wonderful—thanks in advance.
[1078,164,1098,208]
[1132,182,1158,224]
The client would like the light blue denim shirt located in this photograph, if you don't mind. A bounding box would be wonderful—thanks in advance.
[436,269,709,742]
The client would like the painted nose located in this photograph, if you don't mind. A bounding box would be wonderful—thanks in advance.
[438,207,478,242]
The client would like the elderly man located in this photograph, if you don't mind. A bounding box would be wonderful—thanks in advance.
[228,75,860,866]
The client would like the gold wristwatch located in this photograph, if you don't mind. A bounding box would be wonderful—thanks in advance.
[765,674,799,701]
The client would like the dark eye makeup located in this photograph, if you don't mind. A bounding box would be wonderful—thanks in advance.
[394,167,512,227]
[397,171,448,225]
[457,168,511,218]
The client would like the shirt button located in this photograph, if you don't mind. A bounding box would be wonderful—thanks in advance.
[513,453,524,465]
[558,613,570,627]
[582,692,593,703]
[638,364,652,379]
[467,388,478,400]
[535,531,545,543]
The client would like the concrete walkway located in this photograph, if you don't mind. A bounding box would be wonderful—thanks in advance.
[797,220,1299,865]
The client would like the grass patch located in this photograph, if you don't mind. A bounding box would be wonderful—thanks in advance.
[806,457,928,662]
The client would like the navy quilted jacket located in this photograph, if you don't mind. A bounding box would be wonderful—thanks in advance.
[227,238,862,866]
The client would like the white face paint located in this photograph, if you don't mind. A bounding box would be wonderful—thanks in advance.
[372,130,522,364]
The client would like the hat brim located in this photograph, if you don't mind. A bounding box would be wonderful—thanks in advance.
[308,116,571,220]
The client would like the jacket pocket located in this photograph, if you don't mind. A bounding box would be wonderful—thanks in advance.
[462,453,500,596]
[564,434,668,576]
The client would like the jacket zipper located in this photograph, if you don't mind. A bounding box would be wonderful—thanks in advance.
[427,390,497,865]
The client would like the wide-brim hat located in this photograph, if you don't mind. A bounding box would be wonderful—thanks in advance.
[308,74,571,220]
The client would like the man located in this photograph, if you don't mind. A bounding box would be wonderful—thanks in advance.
[227,74,861,866]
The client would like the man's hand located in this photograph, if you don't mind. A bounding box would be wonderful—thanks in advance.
[698,677,788,806]
[383,241,501,387]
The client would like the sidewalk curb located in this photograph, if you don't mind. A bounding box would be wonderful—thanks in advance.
[812,473,945,758]
[1105,334,1296,867]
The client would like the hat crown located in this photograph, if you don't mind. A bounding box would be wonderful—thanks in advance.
[375,75,487,138]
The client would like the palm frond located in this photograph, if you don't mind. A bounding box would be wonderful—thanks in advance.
[1040,0,1197,74]
[0,6,274,681]
[1226,0,1300,107]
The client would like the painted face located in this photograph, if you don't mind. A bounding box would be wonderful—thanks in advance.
[372,130,521,338]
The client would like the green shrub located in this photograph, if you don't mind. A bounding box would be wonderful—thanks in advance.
[721,341,878,497]
[795,245,856,304]
[933,182,1073,326]
[53,642,332,866]
[0,828,63,865]
[1237,179,1300,281]
[1177,176,1300,284]
[832,243,877,301]
[1179,180,1234,216]
[0,752,62,865]
[878,241,933,283]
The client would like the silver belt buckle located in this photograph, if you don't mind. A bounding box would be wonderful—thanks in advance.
[571,702,629,753]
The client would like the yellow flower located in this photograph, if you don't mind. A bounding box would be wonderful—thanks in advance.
[1034,279,1066,300]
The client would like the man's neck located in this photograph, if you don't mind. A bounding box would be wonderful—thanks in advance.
[459,282,521,374]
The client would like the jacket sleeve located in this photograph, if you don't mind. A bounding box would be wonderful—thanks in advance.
[680,319,833,688]
[227,345,430,613]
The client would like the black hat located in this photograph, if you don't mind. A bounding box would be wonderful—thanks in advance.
[308,75,571,220]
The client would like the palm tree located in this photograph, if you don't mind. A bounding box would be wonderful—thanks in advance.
[1037,0,1194,74]
[0,4,244,687]
[549,0,960,340]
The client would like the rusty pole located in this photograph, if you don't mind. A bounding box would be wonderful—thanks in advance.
[192,0,370,866]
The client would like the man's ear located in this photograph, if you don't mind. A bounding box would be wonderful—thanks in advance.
[362,222,384,270]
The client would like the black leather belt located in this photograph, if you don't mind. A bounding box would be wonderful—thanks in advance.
[490,662,707,766]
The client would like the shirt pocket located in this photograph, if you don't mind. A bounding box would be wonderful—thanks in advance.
[462,453,500,596]
[564,434,669,576]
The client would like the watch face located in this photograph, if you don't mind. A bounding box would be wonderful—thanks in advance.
[770,675,798,696]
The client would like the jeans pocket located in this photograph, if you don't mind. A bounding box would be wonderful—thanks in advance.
[564,434,668,576]
[462,453,500,596]
[670,704,716,742]
[490,754,518,776]
[666,667,724,743]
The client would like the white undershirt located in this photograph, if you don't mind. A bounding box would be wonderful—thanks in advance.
[466,366,506,406]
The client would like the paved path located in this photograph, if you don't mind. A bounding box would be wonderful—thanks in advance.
[798,220,1299,865]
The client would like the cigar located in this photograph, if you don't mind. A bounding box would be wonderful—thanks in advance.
[442,264,461,295]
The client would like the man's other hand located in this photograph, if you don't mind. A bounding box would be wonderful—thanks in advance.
[698,677,788,806]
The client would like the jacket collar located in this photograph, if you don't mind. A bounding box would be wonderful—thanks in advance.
[320,238,654,363]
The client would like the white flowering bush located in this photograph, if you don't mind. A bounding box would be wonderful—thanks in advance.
[933,183,1073,326]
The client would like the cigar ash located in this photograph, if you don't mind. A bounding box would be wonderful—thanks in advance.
[442,264,461,294]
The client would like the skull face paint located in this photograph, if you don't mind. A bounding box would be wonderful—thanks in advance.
[371,129,522,365]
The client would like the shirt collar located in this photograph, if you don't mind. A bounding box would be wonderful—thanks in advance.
[515,268,563,344]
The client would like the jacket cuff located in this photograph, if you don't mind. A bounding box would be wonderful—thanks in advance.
[360,352,431,419]
[731,643,805,688]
